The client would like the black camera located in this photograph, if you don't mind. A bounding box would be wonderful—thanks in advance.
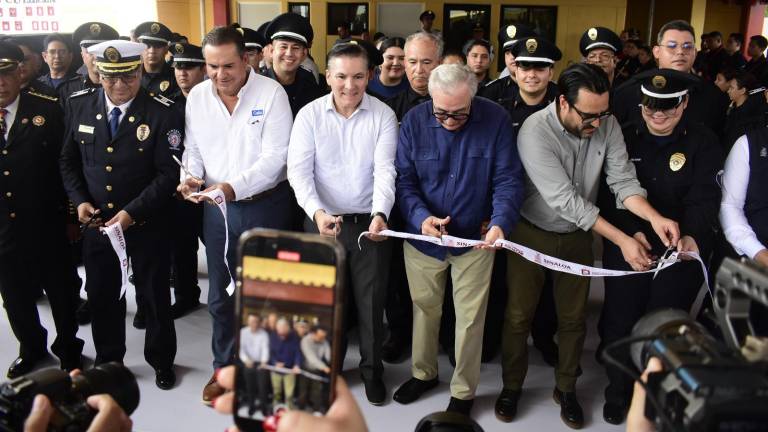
[0,362,139,432]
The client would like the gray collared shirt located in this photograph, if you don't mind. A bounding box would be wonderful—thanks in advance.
[517,101,646,233]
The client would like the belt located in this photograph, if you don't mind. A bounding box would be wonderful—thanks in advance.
[339,213,369,224]
[237,181,286,202]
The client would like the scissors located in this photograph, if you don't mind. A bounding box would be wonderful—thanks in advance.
[79,211,100,232]
[652,245,678,279]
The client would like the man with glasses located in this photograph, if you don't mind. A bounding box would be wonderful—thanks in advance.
[60,40,183,390]
[497,63,679,428]
[38,34,76,91]
[135,21,178,97]
[598,69,722,426]
[613,20,728,136]
[393,64,525,417]
[580,27,623,87]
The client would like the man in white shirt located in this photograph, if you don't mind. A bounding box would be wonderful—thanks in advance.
[287,42,398,406]
[178,26,294,404]
[239,314,270,417]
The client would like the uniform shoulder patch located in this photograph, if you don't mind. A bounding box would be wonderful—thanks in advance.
[27,90,58,102]
[152,94,174,107]
[70,88,97,99]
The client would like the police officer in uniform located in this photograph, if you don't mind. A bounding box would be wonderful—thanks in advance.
[135,21,179,97]
[60,40,182,389]
[479,24,539,99]
[0,41,84,378]
[579,27,624,87]
[167,41,205,318]
[256,21,272,75]
[59,22,120,104]
[6,38,58,99]
[599,69,722,424]
[264,13,325,117]
[237,26,267,75]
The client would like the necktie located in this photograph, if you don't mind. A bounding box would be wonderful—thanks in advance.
[0,108,7,147]
[109,107,121,139]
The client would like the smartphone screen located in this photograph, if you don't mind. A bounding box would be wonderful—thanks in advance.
[235,229,344,431]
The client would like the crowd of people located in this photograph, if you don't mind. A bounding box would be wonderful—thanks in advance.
[1,9,767,432]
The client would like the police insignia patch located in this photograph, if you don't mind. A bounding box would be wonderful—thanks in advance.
[136,124,151,141]
[32,115,45,126]
[105,47,120,63]
[151,23,160,34]
[669,152,686,171]
[175,43,184,54]
[588,28,598,41]
[90,23,101,36]
[526,38,537,53]
[652,75,667,89]
[167,129,182,148]
[159,80,170,92]
[506,25,517,39]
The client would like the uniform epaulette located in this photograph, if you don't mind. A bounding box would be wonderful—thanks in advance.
[70,87,97,99]
[152,93,174,107]
[27,90,58,102]
[484,77,500,87]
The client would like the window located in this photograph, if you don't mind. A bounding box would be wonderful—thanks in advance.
[498,5,558,71]
[327,3,369,36]
[442,4,492,53]
[289,2,310,19]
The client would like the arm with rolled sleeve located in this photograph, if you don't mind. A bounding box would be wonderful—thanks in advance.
[287,105,323,219]
[371,106,398,218]
[227,86,293,200]
[395,115,433,230]
[720,136,766,258]
[488,115,524,235]
[602,119,646,207]
[517,123,601,231]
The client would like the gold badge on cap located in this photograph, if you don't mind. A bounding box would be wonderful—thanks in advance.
[150,23,160,34]
[652,75,667,89]
[32,115,45,126]
[506,25,517,39]
[526,38,538,54]
[588,27,598,41]
[90,23,101,36]
[159,81,170,92]
[104,47,120,63]
[136,124,151,141]
[669,152,686,171]
[175,43,184,54]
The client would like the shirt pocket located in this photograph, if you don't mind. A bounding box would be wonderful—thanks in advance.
[76,132,96,167]
[413,147,439,183]
[466,145,492,185]
[244,119,265,149]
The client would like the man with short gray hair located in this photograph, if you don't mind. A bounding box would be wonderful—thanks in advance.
[392,64,525,416]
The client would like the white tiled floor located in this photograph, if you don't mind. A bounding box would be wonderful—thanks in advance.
[0,268,623,432]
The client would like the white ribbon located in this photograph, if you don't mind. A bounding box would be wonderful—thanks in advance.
[191,189,236,296]
[358,230,708,289]
[101,223,131,298]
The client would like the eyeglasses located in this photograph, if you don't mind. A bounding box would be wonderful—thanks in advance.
[570,104,612,125]
[641,103,682,118]
[100,73,139,85]
[45,49,69,57]
[433,108,470,121]
[662,41,695,52]
[586,52,615,63]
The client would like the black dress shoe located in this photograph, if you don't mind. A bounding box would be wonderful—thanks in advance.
[7,355,47,379]
[75,298,91,325]
[133,309,146,330]
[446,397,474,416]
[381,336,409,363]
[553,388,584,429]
[393,377,439,404]
[603,402,626,425]
[362,377,386,406]
[155,368,176,390]
[171,299,200,319]
[495,389,521,422]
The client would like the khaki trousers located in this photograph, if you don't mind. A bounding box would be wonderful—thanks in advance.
[404,242,494,399]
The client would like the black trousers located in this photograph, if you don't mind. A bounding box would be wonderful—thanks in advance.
[83,220,176,369]
[385,238,412,345]
[599,239,704,407]
[304,215,391,381]
[0,229,83,363]
[243,366,270,413]
[170,199,202,304]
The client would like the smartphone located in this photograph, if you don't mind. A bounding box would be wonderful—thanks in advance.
[234,229,345,432]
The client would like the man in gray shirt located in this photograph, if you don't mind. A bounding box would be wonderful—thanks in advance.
[495,63,680,429]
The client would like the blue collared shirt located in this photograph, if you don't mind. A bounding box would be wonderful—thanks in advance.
[395,96,525,260]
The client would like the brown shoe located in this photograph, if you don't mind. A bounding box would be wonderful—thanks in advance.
[202,373,225,406]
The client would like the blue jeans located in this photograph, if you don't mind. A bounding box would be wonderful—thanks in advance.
[203,182,293,368]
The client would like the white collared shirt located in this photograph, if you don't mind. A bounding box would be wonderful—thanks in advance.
[1,94,19,140]
[720,135,766,259]
[182,68,293,199]
[287,93,398,218]
[104,94,133,126]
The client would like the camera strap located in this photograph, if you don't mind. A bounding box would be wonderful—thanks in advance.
[101,223,131,298]
[191,188,236,296]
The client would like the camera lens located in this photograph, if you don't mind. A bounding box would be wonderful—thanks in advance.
[72,362,140,415]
